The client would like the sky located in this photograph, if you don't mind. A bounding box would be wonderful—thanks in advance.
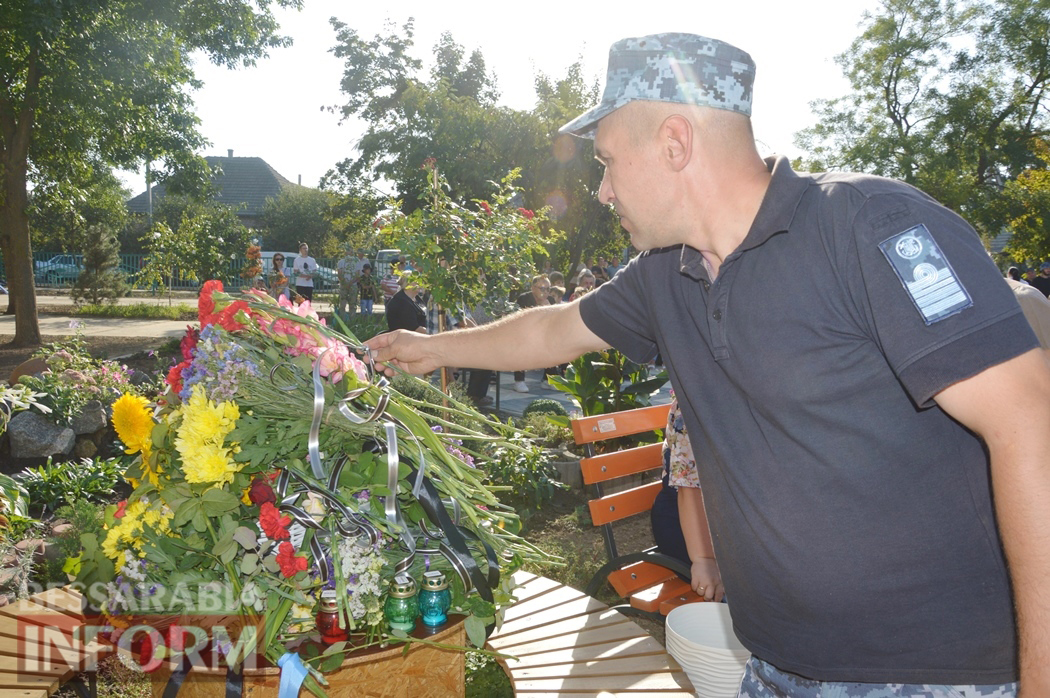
[120,0,874,196]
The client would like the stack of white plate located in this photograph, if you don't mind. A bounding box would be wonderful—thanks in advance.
[665,603,751,698]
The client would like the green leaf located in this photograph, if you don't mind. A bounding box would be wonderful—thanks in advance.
[233,526,258,549]
[240,553,259,575]
[464,615,487,648]
[201,488,240,515]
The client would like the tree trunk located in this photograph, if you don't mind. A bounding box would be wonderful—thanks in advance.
[0,44,43,346]
[1,159,41,346]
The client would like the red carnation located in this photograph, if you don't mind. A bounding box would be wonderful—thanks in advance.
[478,201,492,215]
[114,500,127,519]
[276,541,308,578]
[217,300,250,332]
[198,280,224,326]
[179,327,199,361]
[248,479,276,506]
[259,501,291,541]
[517,207,535,220]
[166,359,191,395]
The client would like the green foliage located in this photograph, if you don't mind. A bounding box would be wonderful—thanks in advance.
[17,457,125,515]
[0,0,302,342]
[261,186,339,256]
[549,350,668,417]
[72,303,196,320]
[20,332,147,424]
[520,413,574,451]
[29,169,129,253]
[1002,140,1050,263]
[465,651,513,698]
[331,311,387,344]
[326,21,623,277]
[0,473,32,540]
[486,441,567,519]
[382,167,549,315]
[521,399,568,419]
[71,223,129,305]
[0,383,51,436]
[795,0,1050,246]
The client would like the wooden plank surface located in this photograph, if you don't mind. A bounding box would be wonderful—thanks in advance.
[490,571,693,696]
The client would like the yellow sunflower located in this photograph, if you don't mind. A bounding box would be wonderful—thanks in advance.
[112,393,154,460]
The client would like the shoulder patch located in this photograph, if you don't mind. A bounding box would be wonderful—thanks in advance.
[878,224,973,325]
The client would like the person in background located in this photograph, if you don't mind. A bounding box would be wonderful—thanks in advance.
[385,271,427,334]
[548,271,566,302]
[650,398,723,601]
[1007,266,1028,284]
[367,32,1050,695]
[336,245,358,319]
[1029,261,1050,297]
[357,264,379,315]
[570,269,596,301]
[380,263,401,304]
[1006,277,1050,350]
[292,243,317,303]
[268,253,290,301]
[512,274,557,392]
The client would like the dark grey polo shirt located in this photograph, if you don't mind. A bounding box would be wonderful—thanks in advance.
[580,156,1036,684]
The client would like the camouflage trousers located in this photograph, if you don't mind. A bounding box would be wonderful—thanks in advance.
[739,657,1018,698]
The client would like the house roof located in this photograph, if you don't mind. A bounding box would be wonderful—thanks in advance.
[126,155,304,219]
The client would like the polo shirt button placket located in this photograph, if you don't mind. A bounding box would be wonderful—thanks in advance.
[712,309,722,321]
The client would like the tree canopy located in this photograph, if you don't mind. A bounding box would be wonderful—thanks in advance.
[795,0,1050,258]
[0,0,302,345]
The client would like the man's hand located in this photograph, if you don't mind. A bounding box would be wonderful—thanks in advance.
[689,557,724,602]
[364,330,441,376]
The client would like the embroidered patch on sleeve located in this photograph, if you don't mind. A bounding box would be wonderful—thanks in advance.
[878,224,973,325]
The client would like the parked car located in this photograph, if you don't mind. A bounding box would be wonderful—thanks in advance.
[374,249,401,279]
[34,255,82,286]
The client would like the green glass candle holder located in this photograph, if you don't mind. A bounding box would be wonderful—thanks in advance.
[418,571,451,627]
[384,574,418,633]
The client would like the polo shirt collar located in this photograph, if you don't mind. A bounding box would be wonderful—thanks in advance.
[678,156,810,280]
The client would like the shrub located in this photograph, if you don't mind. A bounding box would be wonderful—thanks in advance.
[72,303,196,320]
[17,456,125,515]
[18,331,148,424]
[70,223,128,305]
[522,398,567,419]
[486,441,567,520]
[521,413,574,451]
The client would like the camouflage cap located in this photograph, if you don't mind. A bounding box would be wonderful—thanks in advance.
[559,33,756,138]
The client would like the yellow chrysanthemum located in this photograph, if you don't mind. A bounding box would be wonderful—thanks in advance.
[182,443,239,486]
[112,393,154,460]
[101,498,173,560]
[173,385,243,486]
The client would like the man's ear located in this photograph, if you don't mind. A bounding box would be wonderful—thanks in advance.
[661,114,693,172]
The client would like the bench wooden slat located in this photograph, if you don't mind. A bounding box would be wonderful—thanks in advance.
[512,670,693,692]
[588,481,662,526]
[498,595,610,637]
[500,585,595,624]
[659,590,704,615]
[579,443,663,485]
[0,688,49,698]
[491,618,642,656]
[489,608,633,650]
[514,688,701,692]
[508,652,683,679]
[500,634,668,665]
[629,577,693,613]
[0,673,59,693]
[571,405,670,445]
[606,560,676,598]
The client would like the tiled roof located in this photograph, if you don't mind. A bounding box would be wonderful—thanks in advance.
[126,156,304,218]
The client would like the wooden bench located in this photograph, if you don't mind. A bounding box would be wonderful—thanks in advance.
[0,587,106,698]
[571,405,704,620]
[487,570,694,697]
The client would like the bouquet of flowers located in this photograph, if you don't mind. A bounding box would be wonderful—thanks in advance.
[71,281,548,693]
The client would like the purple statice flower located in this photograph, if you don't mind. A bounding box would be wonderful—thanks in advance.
[355,490,370,502]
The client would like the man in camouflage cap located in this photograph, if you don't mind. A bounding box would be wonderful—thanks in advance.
[369,33,1050,696]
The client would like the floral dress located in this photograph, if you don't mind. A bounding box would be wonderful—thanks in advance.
[665,399,700,488]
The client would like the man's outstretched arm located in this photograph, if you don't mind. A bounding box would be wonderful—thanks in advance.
[934,348,1050,697]
[365,300,609,375]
